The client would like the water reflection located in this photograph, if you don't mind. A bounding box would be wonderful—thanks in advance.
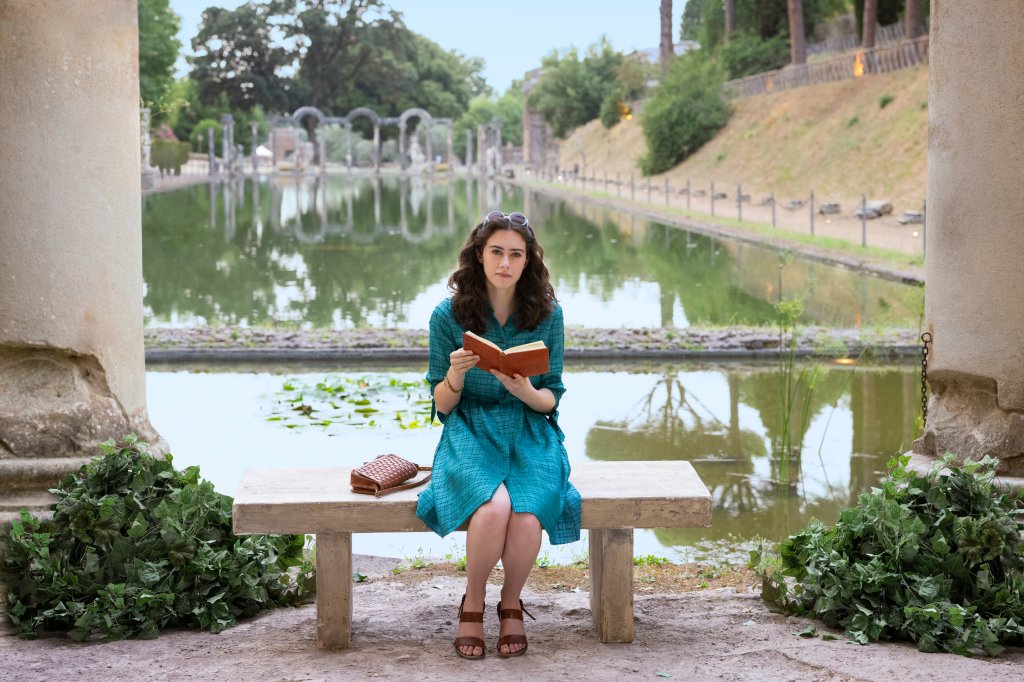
[580,363,919,546]
[145,361,919,561]
[142,176,921,329]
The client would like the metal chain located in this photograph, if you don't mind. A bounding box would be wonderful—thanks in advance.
[920,332,932,427]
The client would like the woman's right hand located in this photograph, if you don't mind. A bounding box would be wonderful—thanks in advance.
[447,348,479,389]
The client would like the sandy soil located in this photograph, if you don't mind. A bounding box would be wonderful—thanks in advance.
[3,555,1021,681]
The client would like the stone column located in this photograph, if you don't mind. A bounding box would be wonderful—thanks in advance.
[912,4,1024,477]
[221,113,234,174]
[250,121,259,174]
[0,0,165,518]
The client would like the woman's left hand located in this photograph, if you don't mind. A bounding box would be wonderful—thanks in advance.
[490,370,533,399]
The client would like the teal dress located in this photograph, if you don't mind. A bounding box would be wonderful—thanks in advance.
[416,298,581,545]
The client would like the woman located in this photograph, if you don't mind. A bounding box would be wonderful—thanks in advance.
[416,210,581,660]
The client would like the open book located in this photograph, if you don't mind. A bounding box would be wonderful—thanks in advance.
[462,330,550,377]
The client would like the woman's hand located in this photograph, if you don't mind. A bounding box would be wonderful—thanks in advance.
[447,348,479,390]
[490,370,534,399]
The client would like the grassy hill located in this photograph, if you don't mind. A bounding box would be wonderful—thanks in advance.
[558,65,929,212]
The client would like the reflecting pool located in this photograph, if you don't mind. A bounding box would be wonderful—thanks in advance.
[143,176,922,329]
[146,360,920,562]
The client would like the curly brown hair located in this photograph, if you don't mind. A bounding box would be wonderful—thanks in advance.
[449,217,556,333]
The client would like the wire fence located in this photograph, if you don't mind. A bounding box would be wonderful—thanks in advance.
[724,36,929,99]
[806,21,911,58]
[525,168,926,259]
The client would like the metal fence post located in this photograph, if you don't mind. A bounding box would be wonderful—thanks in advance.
[647,179,652,203]
[617,172,621,198]
[771,192,776,228]
[861,193,868,247]
[711,180,715,217]
[809,189,815,236]
[686,178,691,210]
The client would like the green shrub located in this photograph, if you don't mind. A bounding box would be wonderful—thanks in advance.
[639,54,731,176]
[1,435,313,641]
[599,89,625,129]
[879,94,894,109]
[189,118,222,153]
[720,33,790,80]
[151,139,191,176]
[751,454,1024,656]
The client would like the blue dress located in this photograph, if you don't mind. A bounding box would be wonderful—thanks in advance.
[415,298,581,545]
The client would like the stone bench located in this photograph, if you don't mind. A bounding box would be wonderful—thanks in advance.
[232,460,712,649]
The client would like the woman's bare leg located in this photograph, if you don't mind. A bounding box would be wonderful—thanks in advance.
[497,512,542,655]
[456,484,512,657]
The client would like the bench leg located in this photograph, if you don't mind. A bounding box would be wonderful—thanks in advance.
[588,527,634,643]
[315,532,352,649]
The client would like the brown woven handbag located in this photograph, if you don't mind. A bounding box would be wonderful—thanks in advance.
[350,454,432,497]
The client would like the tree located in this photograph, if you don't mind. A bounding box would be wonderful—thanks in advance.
[862,0,878,48]
[680,0,704,41]
[787,0,806,65]
[904,0,924,39]
[527,38,641,139]
[660,0,673,75]
[190,3,292,114]
[276,0,402,111]
[724,0,737,40]
[138,0,182,113]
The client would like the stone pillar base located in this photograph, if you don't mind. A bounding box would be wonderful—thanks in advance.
[0,346,167,520]
[912,374,1024,476]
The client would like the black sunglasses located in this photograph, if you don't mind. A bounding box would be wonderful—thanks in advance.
[483,210,532,234]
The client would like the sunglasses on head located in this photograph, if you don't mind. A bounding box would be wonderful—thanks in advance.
[483,210,532,234]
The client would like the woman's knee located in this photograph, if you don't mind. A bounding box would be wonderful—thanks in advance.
[471,486,512,526]
[508,511,541,533]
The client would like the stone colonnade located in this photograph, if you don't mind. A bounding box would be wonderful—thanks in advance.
[0,0,164,518]
[912,3,1024,477]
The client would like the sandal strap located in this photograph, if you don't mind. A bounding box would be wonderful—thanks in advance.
[454,636,485,648]
[497,600,536,621]
[457,594,485,623]
[498,634,528,647]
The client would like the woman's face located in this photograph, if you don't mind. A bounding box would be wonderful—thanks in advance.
[479,228,528,294]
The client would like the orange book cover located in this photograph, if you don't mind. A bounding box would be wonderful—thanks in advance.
[462,331,550,377]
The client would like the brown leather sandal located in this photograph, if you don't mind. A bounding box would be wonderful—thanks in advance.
[453,595,486,660]
[496,599,536,658]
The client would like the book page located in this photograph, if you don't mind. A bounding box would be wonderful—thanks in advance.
[463,330,500,352]
[506,340,546,354]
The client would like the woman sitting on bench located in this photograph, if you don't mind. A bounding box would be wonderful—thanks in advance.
[416,210,581,660]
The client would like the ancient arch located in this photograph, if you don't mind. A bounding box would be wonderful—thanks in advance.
[345,107,382,171]
[398,107,432,171]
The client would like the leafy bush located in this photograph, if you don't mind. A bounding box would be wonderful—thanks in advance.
[879,94,894,109]
[1,435,313,641]
[720,33,790,80]
[189,118,222,153]
[639,55,732,176]
[599,89,625,129]
[752,454,1024,656]
[150,139,191,176]
[528,37,647,139]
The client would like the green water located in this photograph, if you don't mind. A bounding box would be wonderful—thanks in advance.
[142,175,922,330]
[147,360,920,562]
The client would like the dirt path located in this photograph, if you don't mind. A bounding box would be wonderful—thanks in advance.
[3,558,1020,681]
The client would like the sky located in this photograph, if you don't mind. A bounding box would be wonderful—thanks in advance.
[168,0,686,94]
